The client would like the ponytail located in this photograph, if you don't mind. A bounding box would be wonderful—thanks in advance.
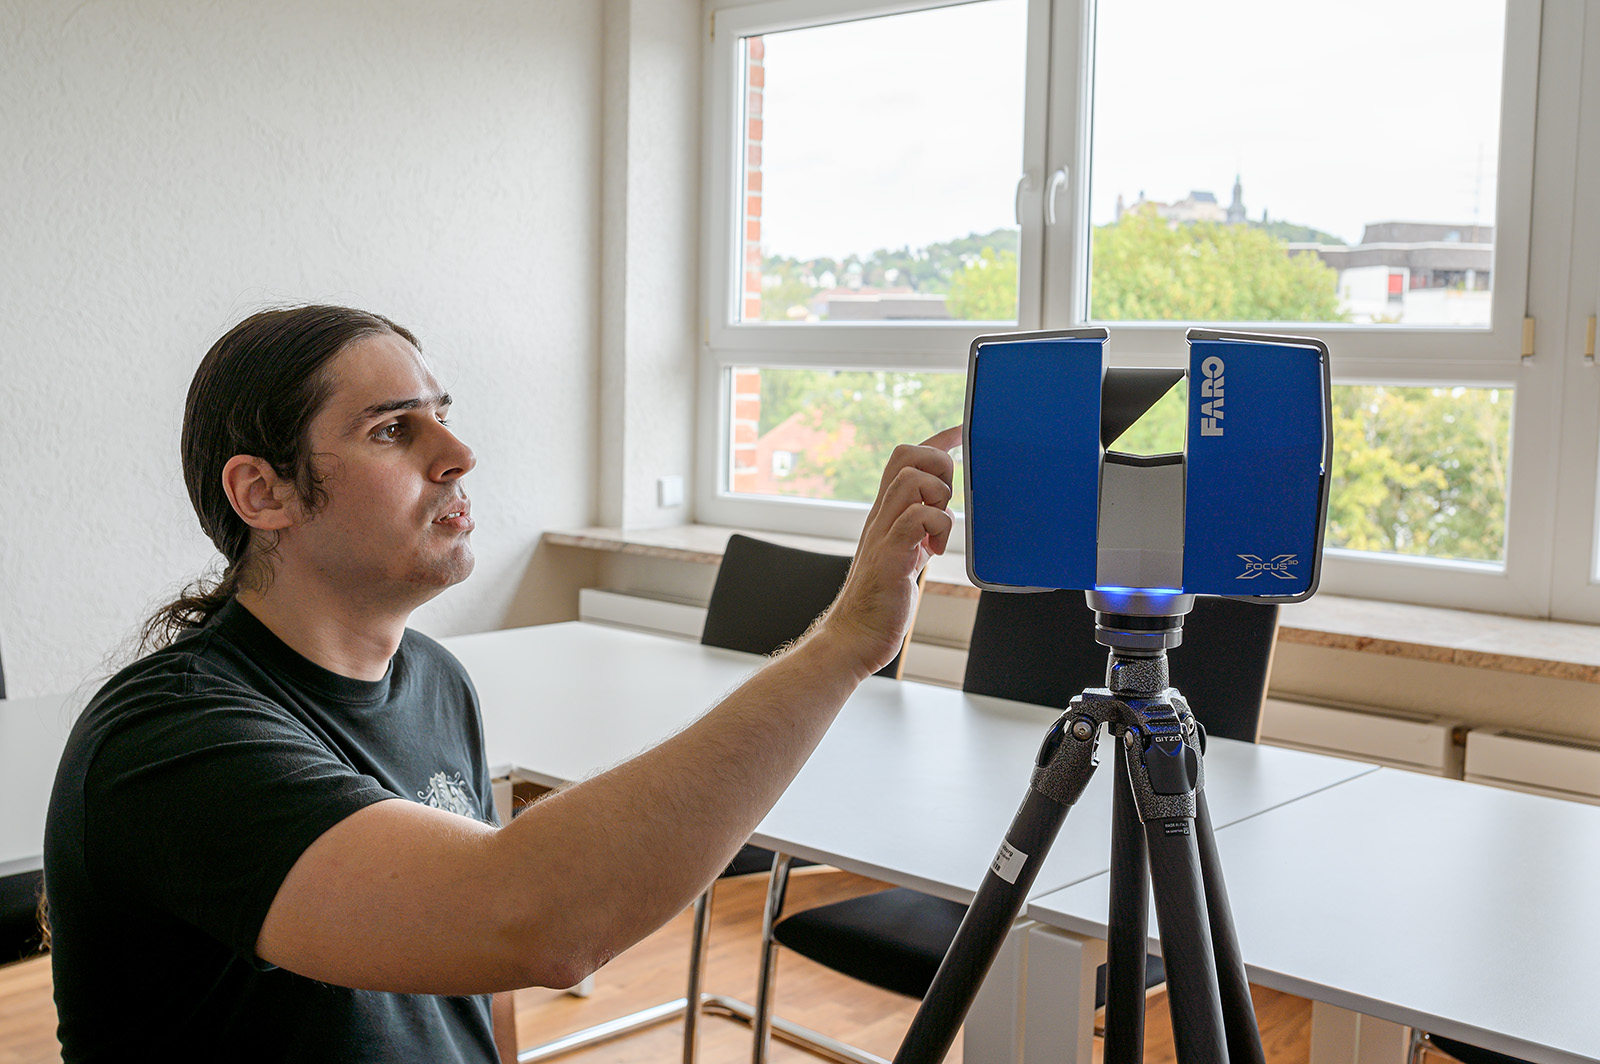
[137,563,248,653]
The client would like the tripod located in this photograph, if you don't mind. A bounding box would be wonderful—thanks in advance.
[893,590,1266,1064]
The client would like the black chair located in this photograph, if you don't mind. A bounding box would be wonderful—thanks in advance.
[751,589,1278,1062]
[0,870,46,967]
[702,533,906,880]
[700,533,909,678]
[521,534,906,1062]
[0,641,38,970]
[691,536,908,1057]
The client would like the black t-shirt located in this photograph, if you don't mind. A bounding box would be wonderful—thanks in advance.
[44,599,500,1062]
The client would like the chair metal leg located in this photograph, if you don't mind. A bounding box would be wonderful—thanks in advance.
[517,997,690,1061]
[683,887,716,1064]
[522,860,888,1064]
[751,853,795,1064]
[520,887,716,1064]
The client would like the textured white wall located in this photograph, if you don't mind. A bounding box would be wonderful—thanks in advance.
[597,0,702,531]
[0,0,605,696]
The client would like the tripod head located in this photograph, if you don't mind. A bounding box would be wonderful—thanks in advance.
[1079,589,1192,714]
[1087,587,1192,651]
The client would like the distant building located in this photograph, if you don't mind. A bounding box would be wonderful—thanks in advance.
[814,289,950,321]
[1226,175,1247,225]
[1117,178,1247,226]
[747,410,857,497]
[1289,222,1493,325]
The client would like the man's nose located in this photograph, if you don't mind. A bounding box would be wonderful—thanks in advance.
[431,424,476,481]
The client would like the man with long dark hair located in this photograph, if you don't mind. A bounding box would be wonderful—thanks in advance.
[43,305,960,1061]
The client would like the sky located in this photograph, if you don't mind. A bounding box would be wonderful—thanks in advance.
[756,0,1506,261]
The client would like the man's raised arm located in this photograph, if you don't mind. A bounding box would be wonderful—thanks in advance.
[255,428,962,995]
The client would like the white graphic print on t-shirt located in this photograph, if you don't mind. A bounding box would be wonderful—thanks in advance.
[417,771,474,817]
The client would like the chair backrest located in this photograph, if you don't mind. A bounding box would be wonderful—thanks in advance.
[1168,596,1280,742]
[962,590,1102,709]
[963,590,1279,743]
[702,534,907,679]
[0,871,45,964]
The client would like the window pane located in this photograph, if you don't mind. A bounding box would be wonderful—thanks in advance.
[727,367,965,509]
[1328,385,1511,563]
[1089,1,1505,328]
[728,374,1510,566]
[737,2,1027,324]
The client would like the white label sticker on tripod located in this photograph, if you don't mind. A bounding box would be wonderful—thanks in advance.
[991,840,1029,884]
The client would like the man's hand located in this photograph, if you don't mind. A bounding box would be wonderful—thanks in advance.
[821,425,962,680]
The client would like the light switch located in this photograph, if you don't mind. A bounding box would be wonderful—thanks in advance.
[657,475,684,508]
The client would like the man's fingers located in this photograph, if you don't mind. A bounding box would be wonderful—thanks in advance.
[919,424,964,452]
[877,439,958,493]
[864,438,958,532]
[889,465,954,511]
[862,467,952,543]
[857,425,963,564]
[890,500,955,559]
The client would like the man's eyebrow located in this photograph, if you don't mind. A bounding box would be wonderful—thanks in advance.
[346,392,452,435]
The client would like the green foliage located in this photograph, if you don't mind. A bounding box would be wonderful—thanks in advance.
[760,276,816,321]
[758,369,967,508]
[758,368,818,435]
[1090,209,1345,322]
[762,227,1020,302]
[1327,386,1510,561]
[1108,380,1188,456]
[1252,220,1346,245]
[945,247,1018,322]
[745,213,1512,567]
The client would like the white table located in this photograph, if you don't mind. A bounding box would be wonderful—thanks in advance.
[1027,768,1600,1064]
[0,694,79,878]
[446,622,1380,1061]
[447,623,1378,903]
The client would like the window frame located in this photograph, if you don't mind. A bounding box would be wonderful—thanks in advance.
[697,0,1573,618]
[1547,0,1600,623]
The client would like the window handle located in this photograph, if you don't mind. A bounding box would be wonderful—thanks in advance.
[1013,172,1037,226]
[1045,167,1070,226]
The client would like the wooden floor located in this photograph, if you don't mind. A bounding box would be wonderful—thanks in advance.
[0,869,1326,1063]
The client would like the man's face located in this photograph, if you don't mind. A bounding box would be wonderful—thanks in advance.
[279,331,476,604]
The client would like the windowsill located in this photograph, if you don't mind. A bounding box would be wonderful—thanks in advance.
[544,525,1600,685]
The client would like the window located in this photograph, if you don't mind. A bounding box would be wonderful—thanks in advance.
[1087,1,1506,333]
[733,3,1029,327]
[703,0,1598,619]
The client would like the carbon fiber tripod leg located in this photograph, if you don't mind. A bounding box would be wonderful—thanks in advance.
[893,711,1103,1064]
[1196,791,1266,1064]
[892,787,1073,1064]
[1102,742,1150,1064]
[1147,819,1228,1064]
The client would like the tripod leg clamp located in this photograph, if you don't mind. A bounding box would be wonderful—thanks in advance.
[1029,710,1103,807]
[1123,718,1203,824]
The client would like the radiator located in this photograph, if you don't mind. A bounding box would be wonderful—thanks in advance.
[578,587,705,640]
[576,588,968,687]
[1463,729,1600,805]
[1260,698,1463,777]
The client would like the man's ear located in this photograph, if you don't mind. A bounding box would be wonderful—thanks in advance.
[221,455,296,531]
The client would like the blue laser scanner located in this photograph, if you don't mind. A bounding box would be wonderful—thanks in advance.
[962,327,1332,602]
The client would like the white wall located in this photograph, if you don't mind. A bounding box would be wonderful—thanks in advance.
[0,0,607,696]
[598,0,702,531]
